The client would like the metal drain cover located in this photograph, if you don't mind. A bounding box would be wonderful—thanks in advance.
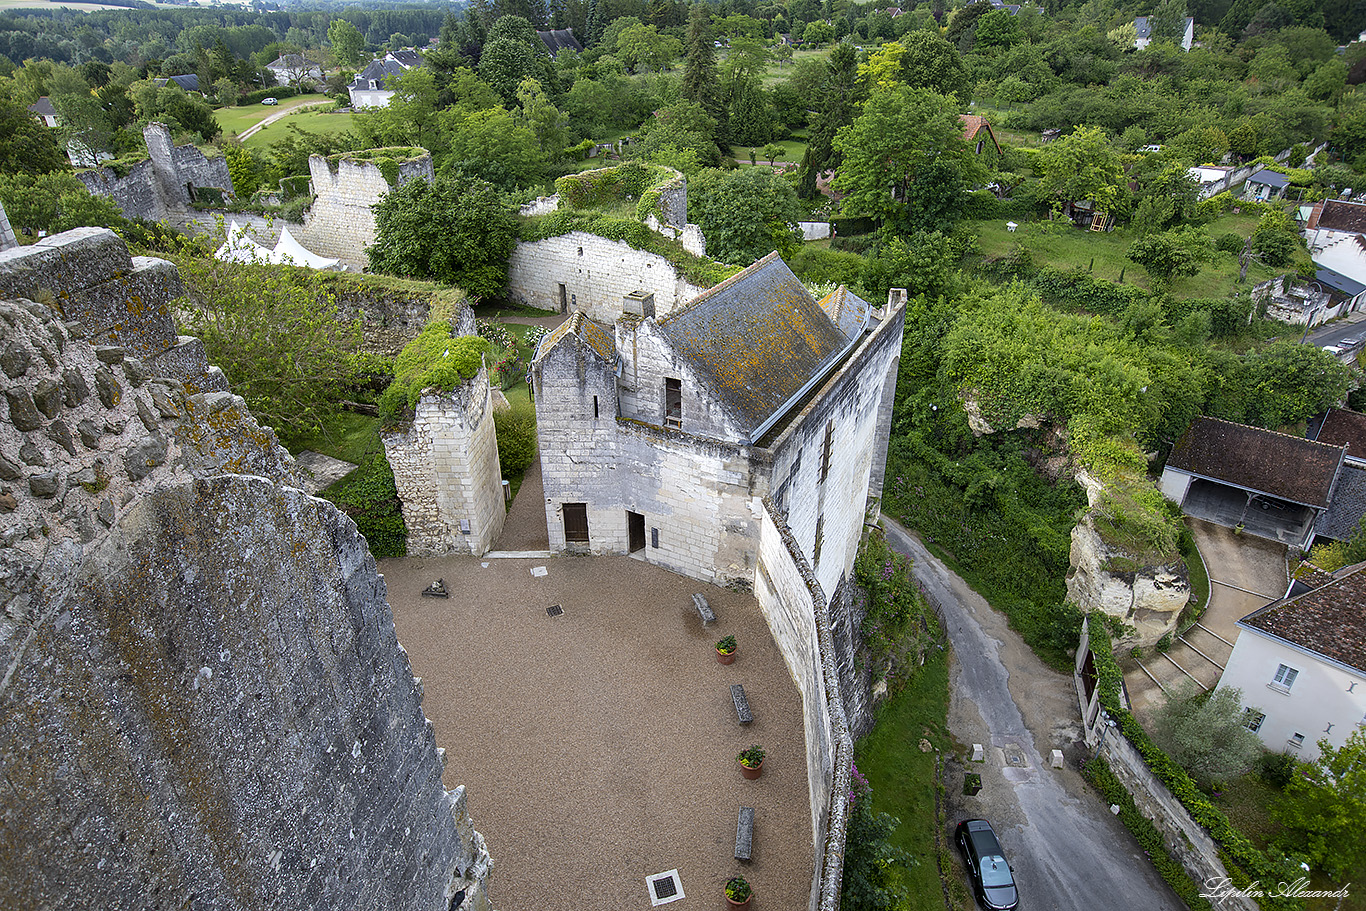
[1003,745,1027,768]
[546,605,563,617]
[646,870,684,906]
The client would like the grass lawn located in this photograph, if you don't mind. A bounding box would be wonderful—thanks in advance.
[852,648,956,909]
[274,410,382,474]
[215,94,333,137]
[973,212,1281,300]
[760,46,830,85]
[240,109,357,151]
[733,135,807,170]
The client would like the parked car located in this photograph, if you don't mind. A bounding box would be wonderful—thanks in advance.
[262,97,278,105]
[956,819,1019,910]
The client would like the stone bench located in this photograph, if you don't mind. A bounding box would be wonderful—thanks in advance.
[730,684,752,724]
[693,593,715,625]
[735,806,754,861]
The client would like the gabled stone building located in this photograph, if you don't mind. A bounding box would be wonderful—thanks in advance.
[530,252,904,595]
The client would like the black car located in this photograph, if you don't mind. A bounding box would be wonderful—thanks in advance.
[956,819,1019,910]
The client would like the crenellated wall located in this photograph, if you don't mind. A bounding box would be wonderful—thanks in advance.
[0,228,494,911]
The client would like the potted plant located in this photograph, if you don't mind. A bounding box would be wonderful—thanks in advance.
[725,875,752,908]
[737,745,765,780]
[716,634,737,664]
[964,772,982,796]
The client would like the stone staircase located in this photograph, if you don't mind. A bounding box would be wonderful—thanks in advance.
[1125,621,1237,720]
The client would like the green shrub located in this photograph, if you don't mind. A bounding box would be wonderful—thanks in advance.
[379,322,491,424]
[240,86,301,105]
[1216,232,1246,254]
[328,453,406,558]
[1256,751,1297,790]
[789,246,865,288]
[494,402,538,475]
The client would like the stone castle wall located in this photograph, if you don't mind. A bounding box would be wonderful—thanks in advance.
[0,228,493,911]
[78,123,233,223]
[298,153,434,269]
[382,365,506,557]
[506,231,706,319]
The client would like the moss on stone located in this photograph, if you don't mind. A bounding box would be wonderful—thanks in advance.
[378,321,490,424]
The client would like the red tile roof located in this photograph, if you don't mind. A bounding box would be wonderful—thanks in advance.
[1242,561,1366,674]
[1167,416,1344,508]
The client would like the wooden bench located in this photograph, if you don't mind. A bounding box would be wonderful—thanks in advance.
[730,684,752,724]
[735,806,754,861]
[693,593,715,625]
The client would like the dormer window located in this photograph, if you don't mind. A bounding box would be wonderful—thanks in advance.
[369,80,378,90]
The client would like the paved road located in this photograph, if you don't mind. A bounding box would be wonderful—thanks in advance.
[1304,310,1366,349]
[238,99,333,140]
[882,517,1185,911]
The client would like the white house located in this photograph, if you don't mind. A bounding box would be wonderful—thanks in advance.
[1303,198,1366,301]
[1134,15,1195,51]
[347,51,423,109]
[266,54,323,87]
[1221,561,1366,762]
[27,96,57,128]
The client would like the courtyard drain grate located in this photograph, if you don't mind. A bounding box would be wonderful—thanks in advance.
[646,869,684,906]
[1003,745,1027,768]
[546,605,564,617]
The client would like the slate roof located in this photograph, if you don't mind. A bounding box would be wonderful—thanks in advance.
[1316,265,1366,297]
[1313,408,1366,459]
[658,252,848,436]
[535,311,615,363]
[1248,169,1291,189]
[537,29,583,57]
[1314,199,1366,234]
[1167,416,1345,508]
[389,50,423,68]
[167,74,200,92]
[1314,463,1366,540]
[28,96,56,116]
[350,59,406,91]
[817,285,872,340]
[1240,562,1366,675]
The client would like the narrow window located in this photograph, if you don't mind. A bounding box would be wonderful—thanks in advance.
[813,512,824,569]
[820,421,834,482]
[976,139,984,155]
[593,395,599,419]
[562,503,589,543]
[1243,709,1265,733]
[664,378,682,428]
[1271,664,1299,692]
[1288,732,1305,749]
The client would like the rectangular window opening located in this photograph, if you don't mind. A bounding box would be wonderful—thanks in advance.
[1288,732,1305,749]
[593,395,599,419]
[562,502,589,543]
[664,378,682,428]
[1271,664,1299,692]
[820,421,834,482]
[1243,709,1265,733]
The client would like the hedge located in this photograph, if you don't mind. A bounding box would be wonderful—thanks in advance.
[239,86,300,105]
[1030,266,1149,318]
[1086,619,1303,911]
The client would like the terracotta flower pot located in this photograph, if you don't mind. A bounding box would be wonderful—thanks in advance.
[739,759,763,780]
[716,647,736,665]
[726,895,752,909]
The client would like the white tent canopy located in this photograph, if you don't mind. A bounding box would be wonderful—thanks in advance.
[215,220,342,271]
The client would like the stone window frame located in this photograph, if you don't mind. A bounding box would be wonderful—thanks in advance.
[664,377,682,428]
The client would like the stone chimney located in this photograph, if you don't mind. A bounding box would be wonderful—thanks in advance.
[623,290,655,318]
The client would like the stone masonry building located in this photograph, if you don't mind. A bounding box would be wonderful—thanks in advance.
[530,252,905,598]
[0,228,493,910]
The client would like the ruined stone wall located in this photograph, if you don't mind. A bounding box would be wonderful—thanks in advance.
[78,123,233,223]
[382,366,505,557]
[0,228,493,911]
[506,231,706,319]
[765,303,905,600]
[298,153,434,269]
[826,578,876,740]
[755,501,851,911]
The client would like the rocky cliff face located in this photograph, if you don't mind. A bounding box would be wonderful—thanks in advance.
[1066,514,1190,649]
[0,229,492,911]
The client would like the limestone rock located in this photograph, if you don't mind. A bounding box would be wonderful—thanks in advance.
[1066,516,1190,648]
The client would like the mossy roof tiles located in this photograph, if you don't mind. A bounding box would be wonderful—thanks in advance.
[1313,407,1366,459]
[1168,416,1344,508]
[658,252,846,433]
[534,311,616,363]
[1241,561,1366,674]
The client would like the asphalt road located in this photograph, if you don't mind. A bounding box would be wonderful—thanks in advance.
[882,517,1186,911]
[1304,311,1366,350]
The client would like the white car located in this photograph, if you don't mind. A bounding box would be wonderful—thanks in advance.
[262,97,278,106]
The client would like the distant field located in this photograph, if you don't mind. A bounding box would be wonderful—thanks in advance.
[0,0,183,8]
[733,135,807,169]
[239,109,357,151]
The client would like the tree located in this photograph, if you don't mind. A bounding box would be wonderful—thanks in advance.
[1127,227,1213,287]
[859,231,961,300]
[327,19,365,68]
[682,3,720,119]
[369,175,517,300]
[174,252,363,435]
[0,98,67,177]
[1036,126,1127,219]
[688,167,802,264]
[516,77,568,163]
[49,67,112,163]
[1153,686,1264,788]
[479,37,539,103]
[832,85,981,233]
[0,171,123,234]
[898,29,969,98]
[1273,728,1366,880]
[799,42,859,198]
[440,104,547,189]
[1235,341,1351,428]
[802,19,835,45]
[635,99,721,166]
